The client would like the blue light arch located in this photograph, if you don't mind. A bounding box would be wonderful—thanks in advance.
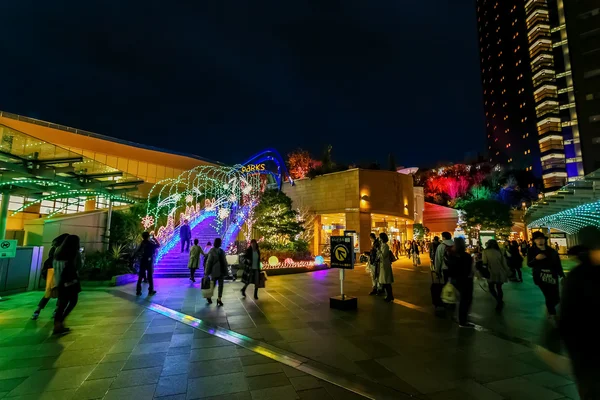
[235,148,294,189]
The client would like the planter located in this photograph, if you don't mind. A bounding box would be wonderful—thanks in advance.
[261,264,329,276]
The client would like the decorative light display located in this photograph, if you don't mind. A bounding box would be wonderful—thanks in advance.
[268,256,279,266]
[141,215,155,229]
[315,255,325,265]
[185,194,194,203]
[528,199,600,234]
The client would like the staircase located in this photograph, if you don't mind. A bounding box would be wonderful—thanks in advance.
[153,216,219,278]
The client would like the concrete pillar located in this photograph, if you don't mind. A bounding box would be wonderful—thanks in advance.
[313,214,321,256]
[0,192,9,240]
[84,198,96,212]
[345,211,371,253]
[104,200,113,251]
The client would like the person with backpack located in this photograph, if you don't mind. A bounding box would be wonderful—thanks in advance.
[528,231,564,322]
[435,232,454,283]
[135,232,160,296]
[205,237,229,306]
[446,237,475,328]
[32,233,69,320]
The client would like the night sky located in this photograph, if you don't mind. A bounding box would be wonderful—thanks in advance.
[0,1,484,168]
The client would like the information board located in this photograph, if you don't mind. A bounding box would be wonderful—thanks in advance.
[0,240,17,259]
[330,236,354,269]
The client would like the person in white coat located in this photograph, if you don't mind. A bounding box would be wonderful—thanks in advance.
[378,233,395,302]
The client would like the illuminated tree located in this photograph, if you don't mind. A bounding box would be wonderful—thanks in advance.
[254,189,304,246]
[462,199,512,232]
[296,207,315,244]
[413,223,429,240]
[287,149,320,180]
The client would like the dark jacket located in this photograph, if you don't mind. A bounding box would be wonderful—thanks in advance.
[527,245,564,285]
[559,254,600,389]
[136,239,159,267]
[507,245,524,269]
[369,239,381,266]
[205,247,228,279]
[244,247,261,269]
[446,252,473,280]
[180,224,191,240]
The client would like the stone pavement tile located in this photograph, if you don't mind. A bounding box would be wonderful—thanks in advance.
[486,377,564,400]
[132,341,171,355]
[354,359,396,380]
[154,373,187,397]
[427,379,503,400]
[289,376,322,391]
[523,371,574,389]
[121,329,147,339]
[250,385,299,400]
[189,346,238,361]
[377,376,421,396]
[65,338,114,352]
[87,360,125,380]
[198,392,252,400]
[376,356,457,394]
[0,377,26,392]
[103,383,157,400]
[469,355,542,383]
[273,328,317,343]
[168,346,192,356]
[161,354,191,377]
[247,372,290,391]
[553,384,581,400]
[170,334,193,348]
[187,371,248,399]
[297,387,333,400]
[122,352,167,370]
[0,355,58,370]
[0,367,39,380]
[240,354,276,366]
[100,352,130,363]
[191,337,232,349]
[243,362,283,377]
[192,330,213,340]
[140,332,174,344]
[73,377,113,399]
[110,366,162,389]
[49,347,108,368]
[154,395,186,400]
[8,365,95,395]
[108,338,140,354]
[0,388,77,400]
[188,358,243,379]
[236,348,255,357]
[146,325,177,335]
[280,365,307,378]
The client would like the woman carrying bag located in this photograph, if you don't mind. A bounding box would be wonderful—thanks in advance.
[204,238,228,306]
[241,239,261,300]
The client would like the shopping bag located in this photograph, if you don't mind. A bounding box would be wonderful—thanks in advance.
[258,271,267,288]
[241,267,251,285]
[201,278,214,298]
[441,282,458,304]
[201,276,211,290]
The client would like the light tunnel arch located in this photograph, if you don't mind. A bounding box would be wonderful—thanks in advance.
[528,200,600,235]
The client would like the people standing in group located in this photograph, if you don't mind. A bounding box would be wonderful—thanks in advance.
[241,239,261,300]
[52,235,82,335]
[559,227,600,399]
[435,232,454,282]
[180,219,191,253]
[368,233,382,295]
[483,240,511,312]
[446,237,475,328]
[32,233,69,320]
[135,232,160,296]
[378,233,394,302]
[528,231,564,322]
[205,237,228,306]
[506,240,524,282]
[411,240,420,267]
[520,239,529,257]
[188,239,205,283]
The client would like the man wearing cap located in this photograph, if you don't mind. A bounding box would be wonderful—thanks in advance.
[527,231,564,321]
[559,226,600,399]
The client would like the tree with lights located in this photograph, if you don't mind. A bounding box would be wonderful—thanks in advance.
[413,223,429,240]
[254,189,304,247]
[462,199,513,233]
[287,149,320,180]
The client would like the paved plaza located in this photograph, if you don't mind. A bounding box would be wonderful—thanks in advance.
[0,256,580,400]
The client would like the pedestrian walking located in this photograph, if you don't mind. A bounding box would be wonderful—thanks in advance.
[205,238,228,306]
[483,240,511,312]
[32,233,69,320]
[241,239,261,300]
[559,227,600,399]
[188,239,205,282]
[180,219,191,253]
[528,231,564,321]
[368,233,382,295]
[434,232,454,283]
[135,232,160,296]
[429,236,440,270]
[446,237,475,328]
[506,240,524,282]
[378,233,394,302]
[52,235,82,335]
[411,240,420,267]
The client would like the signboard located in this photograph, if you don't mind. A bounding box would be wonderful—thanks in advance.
[550,232,567,251]
[479,231,495,247]
[344,230,360,254]
[0,240,17,259]
[330,236,354,269]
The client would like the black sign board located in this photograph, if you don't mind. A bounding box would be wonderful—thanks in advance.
[330,236,354,269]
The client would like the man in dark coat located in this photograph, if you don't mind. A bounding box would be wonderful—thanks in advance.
[180,219,191,253]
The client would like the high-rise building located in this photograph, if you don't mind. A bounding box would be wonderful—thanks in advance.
[477,0,600,191]
[476,0,541,184]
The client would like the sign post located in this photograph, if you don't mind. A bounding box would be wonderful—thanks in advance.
[0,240,17,259]
[329,236,357,310]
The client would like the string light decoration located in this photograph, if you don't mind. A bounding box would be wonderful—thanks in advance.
[11,190,134,216]
[527,200,600,234]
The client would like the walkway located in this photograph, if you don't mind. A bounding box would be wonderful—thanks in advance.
[0,256,579,400]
